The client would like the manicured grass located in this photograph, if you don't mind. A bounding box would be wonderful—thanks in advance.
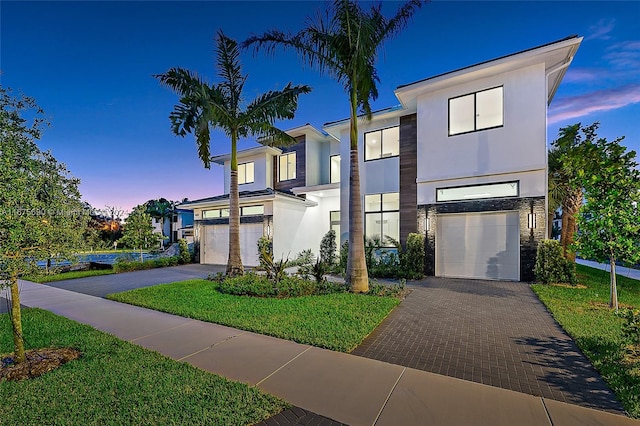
[108,279,400,352]
[532,264,640,418]
[26,269,115,283]
[0,309,287,425]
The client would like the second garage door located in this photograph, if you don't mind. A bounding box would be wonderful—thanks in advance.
[436,211,519,281]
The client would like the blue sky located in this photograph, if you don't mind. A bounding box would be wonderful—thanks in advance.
[2,1,639,213]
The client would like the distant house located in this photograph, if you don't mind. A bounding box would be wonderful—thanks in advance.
[151,208,195,245]
[180,36,582,281]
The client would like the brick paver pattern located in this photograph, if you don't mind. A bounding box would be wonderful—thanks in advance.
[351,277,625,414]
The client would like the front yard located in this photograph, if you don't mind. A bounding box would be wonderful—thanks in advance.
[532,264,640,418]
[107,279,400,352]
[0,309,286,424]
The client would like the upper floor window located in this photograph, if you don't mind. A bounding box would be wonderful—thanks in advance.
[364,192,399,245]
[365,126,399,161]
[238,162,254,185]
[449,86,503,136]
[279,152,296,181]
[330,155,340,183]
[202,204,264,218]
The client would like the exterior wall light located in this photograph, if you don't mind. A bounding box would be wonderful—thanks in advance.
[527,213,536,229]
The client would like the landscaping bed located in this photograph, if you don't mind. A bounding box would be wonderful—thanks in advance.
[532,264,640,418]
[107,278,400,352]
[0,308,287,424]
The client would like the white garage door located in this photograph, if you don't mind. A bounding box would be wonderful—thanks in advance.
[436,211,519,281]
[202,223,262,266]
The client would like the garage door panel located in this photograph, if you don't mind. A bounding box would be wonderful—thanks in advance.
[202,223,262,266]
[436,212,519,281]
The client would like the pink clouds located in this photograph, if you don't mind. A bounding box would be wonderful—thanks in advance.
[548,84,640,125]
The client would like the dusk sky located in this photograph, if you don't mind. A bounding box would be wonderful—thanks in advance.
[3,1,639,214]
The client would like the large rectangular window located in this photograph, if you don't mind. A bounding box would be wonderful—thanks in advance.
[202,205,264,218]
[365,126,399,161]
[238,162,254,185]
[436,181,518,202]
[449,86,503,136]
[330,155,340,183]
[364,192,399,244]
[279,152,296,181]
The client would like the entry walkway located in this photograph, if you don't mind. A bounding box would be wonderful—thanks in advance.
[16,280,638,425]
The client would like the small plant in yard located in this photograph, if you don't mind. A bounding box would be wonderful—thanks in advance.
[620,308,640,347]
[534,239,576,285]
[113,256,179,273]
[178,238,191,264]
[320,230,337,267]
[366,279,407,298]
[338,240,349,273]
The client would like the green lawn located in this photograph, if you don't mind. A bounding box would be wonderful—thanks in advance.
[532,264,640,418]
[0,309,286,425]
[107,279,400,352]
[26,269,114,283]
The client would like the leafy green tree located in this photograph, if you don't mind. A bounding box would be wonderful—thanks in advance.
[119,206,161,262]
[548,123,594,262]
[0,86,88,363]
[145,198,174,244]
[245,0,426,292]
[156,30,310,277]
[575,131,640,311]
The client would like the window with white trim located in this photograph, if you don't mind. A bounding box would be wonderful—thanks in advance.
[330,155,340,183]
[364,192,399,244]
[449,86,503,136]
[279,152,296,181]
[436,181,518,202]
[202,205,264,218]
[238,162,254,185]
[365,126,399,161]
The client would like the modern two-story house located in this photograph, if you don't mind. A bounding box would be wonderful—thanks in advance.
[180,35,582,281]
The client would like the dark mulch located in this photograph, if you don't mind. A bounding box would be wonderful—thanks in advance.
[0,347,82,381]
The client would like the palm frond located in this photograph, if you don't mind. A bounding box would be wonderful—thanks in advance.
[244,83,312,125]
[215,30,246,115]
[154,68,207,97]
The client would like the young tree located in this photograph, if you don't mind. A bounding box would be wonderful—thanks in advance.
[575,129,640,311]
[548,123,594,262]
[156,30,311,277]
[0,86,88,363]
[119,206,160,262]
[244,0,426,292]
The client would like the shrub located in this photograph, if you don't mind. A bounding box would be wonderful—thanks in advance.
[217,272,349,298]
[178,239,191,264]
[534,240,577,284]
[338,240,348,273]
[113,256,179,273]
[293,249,315,279]
[320,230,337,266]
[403,233,425,279]
[366,279,406,298]
[620,308,640,347]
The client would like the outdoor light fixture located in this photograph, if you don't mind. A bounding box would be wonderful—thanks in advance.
[266,224,272,238]
[527,213,536,229]
[426,217,431,232]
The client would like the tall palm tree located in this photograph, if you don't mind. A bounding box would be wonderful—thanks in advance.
[245,0,426,292]
[156,30,311,276]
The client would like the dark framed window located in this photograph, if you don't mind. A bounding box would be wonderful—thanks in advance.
[436,181,519,202]
[202,205,264,218]
[364,126,399,161]
[279,152,296,181]
[449,86,503,136]
[364,193,399,245]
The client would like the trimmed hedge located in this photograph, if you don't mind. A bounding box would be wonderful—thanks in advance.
[217,273,349,298]
[534,240,577,284]
[113,256,179,273]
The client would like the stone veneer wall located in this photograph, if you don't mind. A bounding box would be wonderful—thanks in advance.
[418,196,546,281]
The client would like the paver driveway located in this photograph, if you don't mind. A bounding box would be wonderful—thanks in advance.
[352,277,625,414]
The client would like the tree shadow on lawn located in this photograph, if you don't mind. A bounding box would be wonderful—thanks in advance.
[514,334,627,415]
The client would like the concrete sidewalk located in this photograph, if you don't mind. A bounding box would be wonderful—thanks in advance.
[17,280,639,426]
[577,259,640,282]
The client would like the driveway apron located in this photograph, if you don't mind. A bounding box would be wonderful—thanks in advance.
[351,277,625,414]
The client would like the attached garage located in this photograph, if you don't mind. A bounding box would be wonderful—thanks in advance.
[201,223,262,266]
[436,211,519,280]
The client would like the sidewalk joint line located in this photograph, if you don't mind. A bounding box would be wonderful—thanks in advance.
[178,331,248,361]
[129,320,196,342]
[372,367,405,426]
[255,346,312,387]
[540,398,554,426]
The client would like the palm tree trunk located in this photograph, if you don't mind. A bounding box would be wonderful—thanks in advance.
[346,88,368,293]
[610,256,618,312]
[10,272,26,364]
[562,189,582,262]
[227,130,244,277]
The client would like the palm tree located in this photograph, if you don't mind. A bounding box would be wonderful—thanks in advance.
[244,0,426,292]
[156,30,311,276]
